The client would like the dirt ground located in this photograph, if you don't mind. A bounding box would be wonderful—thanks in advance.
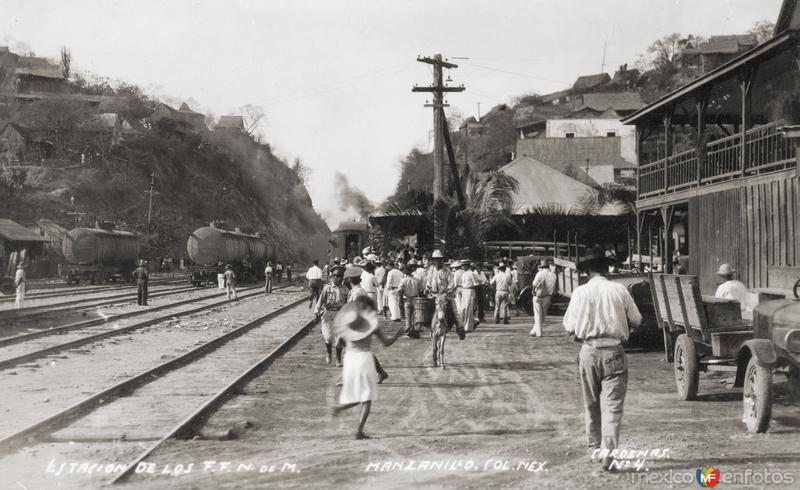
[87,310,800,489]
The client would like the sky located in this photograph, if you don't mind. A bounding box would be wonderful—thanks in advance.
[0,0,783,226]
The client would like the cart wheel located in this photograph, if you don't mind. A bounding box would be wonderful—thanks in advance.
[674,334,699,401]
[743,357,772,433]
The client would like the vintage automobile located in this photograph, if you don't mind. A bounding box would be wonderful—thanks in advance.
[739,299,800,433]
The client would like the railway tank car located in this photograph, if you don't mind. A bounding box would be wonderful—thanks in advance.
[186,224,279,286]
[62,227,141,284]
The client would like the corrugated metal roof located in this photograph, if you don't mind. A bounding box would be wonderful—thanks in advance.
[215,115,245,130]
[0,219,49,242]
[579,92,644,112]
[573,73,611,91]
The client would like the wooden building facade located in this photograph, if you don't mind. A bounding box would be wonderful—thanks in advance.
[623,2,800,294]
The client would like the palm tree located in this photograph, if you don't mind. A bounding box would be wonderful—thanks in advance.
[574,182,636,216]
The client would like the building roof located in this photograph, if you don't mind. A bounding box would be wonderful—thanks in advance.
[15,56,63,79]
[215,115,245,130]
[517,137,636,170]
[776,0,800,34]
[573,73,611,92]
[512,104,574,129]
[332,221,369,233]
[577,92,645,113]
[540,88,572,104]
[0,219,48,242]
[178,102,201,114]
[500,156,623,215]
[682,35,758,56]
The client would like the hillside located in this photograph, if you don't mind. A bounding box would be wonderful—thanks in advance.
[0,52,330,264]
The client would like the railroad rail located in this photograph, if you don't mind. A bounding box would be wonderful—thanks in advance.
[0,281,299,369]
[0,298,315,480]
[0,278,185,304]
[0,282,197,320]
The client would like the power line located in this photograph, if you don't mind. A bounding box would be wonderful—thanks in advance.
[458,61,572,86]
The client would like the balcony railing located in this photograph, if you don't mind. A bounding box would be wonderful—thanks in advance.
[638,122,796,199]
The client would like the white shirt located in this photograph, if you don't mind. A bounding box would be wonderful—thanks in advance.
[460,269,482,288]
[386,268,404,289]
[15,268,25,287]
[532,269,557,297]
[490,270,513,292]
[563,276,641,342]
[306,265,323,280]
[360,271,379,294]
[715,280,749,313]
[374,266,386,286]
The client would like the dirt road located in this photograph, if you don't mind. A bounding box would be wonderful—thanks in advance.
[4,310,799,488]
[126,312,800,489]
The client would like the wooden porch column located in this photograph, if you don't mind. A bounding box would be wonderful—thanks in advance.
[695,90,709,185]
[663,111,674,191]
[739,67,756,176]
[660,205,675,274]
[635,212,644,273]
[647,221,653,271]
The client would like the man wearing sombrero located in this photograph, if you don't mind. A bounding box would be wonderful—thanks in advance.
[314,266,349,365]
[424,250,464,339]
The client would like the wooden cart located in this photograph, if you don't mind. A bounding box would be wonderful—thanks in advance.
[649,273,752,400]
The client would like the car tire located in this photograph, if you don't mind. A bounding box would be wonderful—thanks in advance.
[674,333,699,401]
[743,357,772,433]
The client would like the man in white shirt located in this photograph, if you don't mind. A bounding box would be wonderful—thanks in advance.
[714,263,749,314]
[563,257,641,471]
[14,263,26,309]
[374,258,386,315]
[531,258,557,337]
[490,262,513,324]
[306,259,323,308]
[360,261,380,305]
[385,260,405,321]
[458,260,482,332]
[264,262,273,294]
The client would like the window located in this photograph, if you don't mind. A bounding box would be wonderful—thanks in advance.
[565,132,575,138]
[606,131,617,137]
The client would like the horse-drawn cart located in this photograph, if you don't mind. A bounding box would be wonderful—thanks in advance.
[650,273,800,432]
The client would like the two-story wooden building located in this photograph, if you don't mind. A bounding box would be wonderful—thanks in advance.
[623,0,800,293]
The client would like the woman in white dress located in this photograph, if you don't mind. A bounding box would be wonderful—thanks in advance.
[332,296,404,439]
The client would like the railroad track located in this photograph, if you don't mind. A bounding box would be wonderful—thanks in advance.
[0,278,185,304]
[0,281,301,369]
[0,297,315,487]
[0,282,197,321]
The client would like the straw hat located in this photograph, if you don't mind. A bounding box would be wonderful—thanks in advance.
[716,263,735,276]
[344,266,364,278]
[334,302,379,342]
[450,259,462,268]
[431,249,444,259]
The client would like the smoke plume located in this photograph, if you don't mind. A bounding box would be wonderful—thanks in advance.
[333,171,374,220]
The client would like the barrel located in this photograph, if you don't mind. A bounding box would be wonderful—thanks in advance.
[413,297,435,326]
[62,228,140,265]
[186,226,269,265]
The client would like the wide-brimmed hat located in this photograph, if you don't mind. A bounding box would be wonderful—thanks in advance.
[344,266,364,278]
[334,302,379,342]
[366,253,378,262]
[460,259,471,267]
[716,263,735,276]
[538,259,549,268]
[450,260,462,268]
[431,249,444,259]
[362,246,372,255]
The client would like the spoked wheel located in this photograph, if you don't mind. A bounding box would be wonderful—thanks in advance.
[674,334,699,400]
[742,357,773,433]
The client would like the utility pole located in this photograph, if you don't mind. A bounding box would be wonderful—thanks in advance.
[145,170,155,248]
[476,102,481,121]
[600,41,607,74]
[412,54,465,250]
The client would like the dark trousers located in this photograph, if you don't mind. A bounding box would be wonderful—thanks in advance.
[137,282,148,305]
[476,285,486,321]
[309,279,323,307]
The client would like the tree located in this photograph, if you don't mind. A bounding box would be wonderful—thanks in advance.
[636,33,704,71]
[60,46,71,81]
[237,104,267,137]
[291,157,311,184]
[749,20,775,44]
